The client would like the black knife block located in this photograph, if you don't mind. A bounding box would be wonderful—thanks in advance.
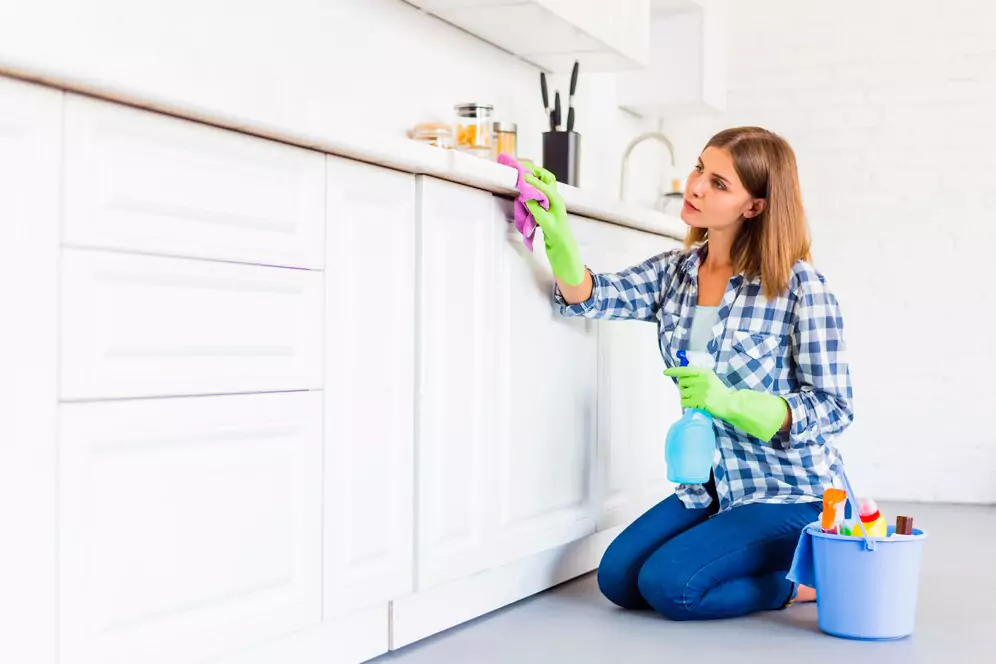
[542,131,580,187]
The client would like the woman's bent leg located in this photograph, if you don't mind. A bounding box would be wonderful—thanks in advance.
[636,500,820,620]
[596,493,714,609]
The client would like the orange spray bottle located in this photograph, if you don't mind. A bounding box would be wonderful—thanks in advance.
[820,488,847,534]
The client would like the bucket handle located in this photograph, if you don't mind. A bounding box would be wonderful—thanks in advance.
[838,467,876,551]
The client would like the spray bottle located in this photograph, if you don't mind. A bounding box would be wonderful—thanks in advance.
[665,350,717,484]
[819,488,847,534]
[850,498,888,537]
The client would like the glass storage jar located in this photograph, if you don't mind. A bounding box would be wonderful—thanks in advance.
[454,103,494,157]
[492,121,517,160]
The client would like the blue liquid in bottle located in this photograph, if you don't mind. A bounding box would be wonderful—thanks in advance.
[665,350,717,484]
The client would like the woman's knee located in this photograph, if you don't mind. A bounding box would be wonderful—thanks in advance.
[636,553,702,621]
[596,540,647,610]
[595,494,711,611]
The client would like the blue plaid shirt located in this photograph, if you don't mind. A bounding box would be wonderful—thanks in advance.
[555,243,853,512]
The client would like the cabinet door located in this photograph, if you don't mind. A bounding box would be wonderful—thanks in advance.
[324,156,415,616]
[416,177,499,589]
[0,75,60,664]
[492,203,598,562]
[58,392,323,664]
[583,221,684,530]
[416,183,599,591]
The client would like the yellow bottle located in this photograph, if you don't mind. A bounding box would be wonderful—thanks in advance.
[851,498,887,537]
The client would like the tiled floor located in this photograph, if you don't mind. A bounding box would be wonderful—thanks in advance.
[376,502,992,664]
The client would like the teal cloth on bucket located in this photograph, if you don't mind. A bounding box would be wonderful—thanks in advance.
[786,525,817,588]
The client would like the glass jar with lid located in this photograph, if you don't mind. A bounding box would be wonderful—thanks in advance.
[492,121,517,160]
[454,103,494,157]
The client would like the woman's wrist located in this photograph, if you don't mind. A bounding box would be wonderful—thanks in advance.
[557,268,593,305]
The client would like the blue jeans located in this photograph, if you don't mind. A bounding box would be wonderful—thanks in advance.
[597,476,820,621]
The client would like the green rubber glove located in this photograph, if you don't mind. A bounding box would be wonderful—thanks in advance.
[663,366,788,442]
[521,165,586,286]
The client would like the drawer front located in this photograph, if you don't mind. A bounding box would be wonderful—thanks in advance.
[58,391,323,664]
[61,249,323,400]
[63,94,325,269]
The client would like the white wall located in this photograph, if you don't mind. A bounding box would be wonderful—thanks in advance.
[0,0,666,204]
[656,0,996,503]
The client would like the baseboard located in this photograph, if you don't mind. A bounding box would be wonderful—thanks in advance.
[390,526,622,650]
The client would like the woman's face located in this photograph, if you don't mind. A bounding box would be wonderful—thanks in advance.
[680,146,764,230]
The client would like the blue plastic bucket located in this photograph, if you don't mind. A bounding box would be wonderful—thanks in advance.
[809,469,928,640]
[810,525,927,640]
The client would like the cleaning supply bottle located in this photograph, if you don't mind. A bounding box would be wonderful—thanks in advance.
[850,498,888,537]
[819,488,847,534]
[665,350,717,484]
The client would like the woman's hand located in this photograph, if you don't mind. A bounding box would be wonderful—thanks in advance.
[521,164,586,286]
[664,366,732,414]
[664,366,790,442]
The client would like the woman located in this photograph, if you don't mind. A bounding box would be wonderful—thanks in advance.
[523,127,853,621]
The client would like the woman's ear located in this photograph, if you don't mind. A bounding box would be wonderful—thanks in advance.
[744,198,767,219]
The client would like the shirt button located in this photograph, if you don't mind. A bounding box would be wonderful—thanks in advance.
[708,340,716,352]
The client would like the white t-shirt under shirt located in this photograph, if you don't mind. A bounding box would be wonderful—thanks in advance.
[688,305,720,352]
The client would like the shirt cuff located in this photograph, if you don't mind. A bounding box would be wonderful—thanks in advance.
[782,392,814,448]
[554,268,599,315]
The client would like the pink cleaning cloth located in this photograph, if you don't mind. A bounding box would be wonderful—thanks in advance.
[498,153,548,252]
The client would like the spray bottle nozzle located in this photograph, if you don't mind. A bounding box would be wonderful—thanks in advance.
[676,350,689,367]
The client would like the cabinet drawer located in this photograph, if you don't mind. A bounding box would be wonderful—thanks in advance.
[58,391,322,664]
[63,95,325,269]
[61,249,323,400]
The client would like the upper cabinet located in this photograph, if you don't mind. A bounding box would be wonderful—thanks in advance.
[404,0,651,72]
[616,0,728,116]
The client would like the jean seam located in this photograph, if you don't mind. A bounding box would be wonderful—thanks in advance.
[679,534,794,613]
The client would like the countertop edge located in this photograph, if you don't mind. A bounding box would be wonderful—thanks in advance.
[1,62,688,241]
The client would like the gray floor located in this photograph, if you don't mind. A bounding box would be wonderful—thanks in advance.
[376,502,993,664]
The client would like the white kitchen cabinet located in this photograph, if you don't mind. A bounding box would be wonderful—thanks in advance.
[617,0,728,116]
[0,76,61,664]
[414,177,500,590]
[58,392,324,664]
[492,203,599,557]
[63,94,326,270]
[205,156,425,664]
[580,221,684,529]
[0,69,690,664]
[323,156,415,619]
[60,249,324,400]
[396,182,598,646]
[405,0,650,72]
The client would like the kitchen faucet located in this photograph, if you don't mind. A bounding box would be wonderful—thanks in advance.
[619,130,682,211]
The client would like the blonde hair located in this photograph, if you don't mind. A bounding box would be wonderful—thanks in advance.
[684,127,811,299]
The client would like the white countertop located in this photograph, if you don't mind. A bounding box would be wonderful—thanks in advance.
[1,65,687,240]
[187,106,688,241]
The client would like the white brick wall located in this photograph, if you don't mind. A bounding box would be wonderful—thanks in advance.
[659,0,996,503]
